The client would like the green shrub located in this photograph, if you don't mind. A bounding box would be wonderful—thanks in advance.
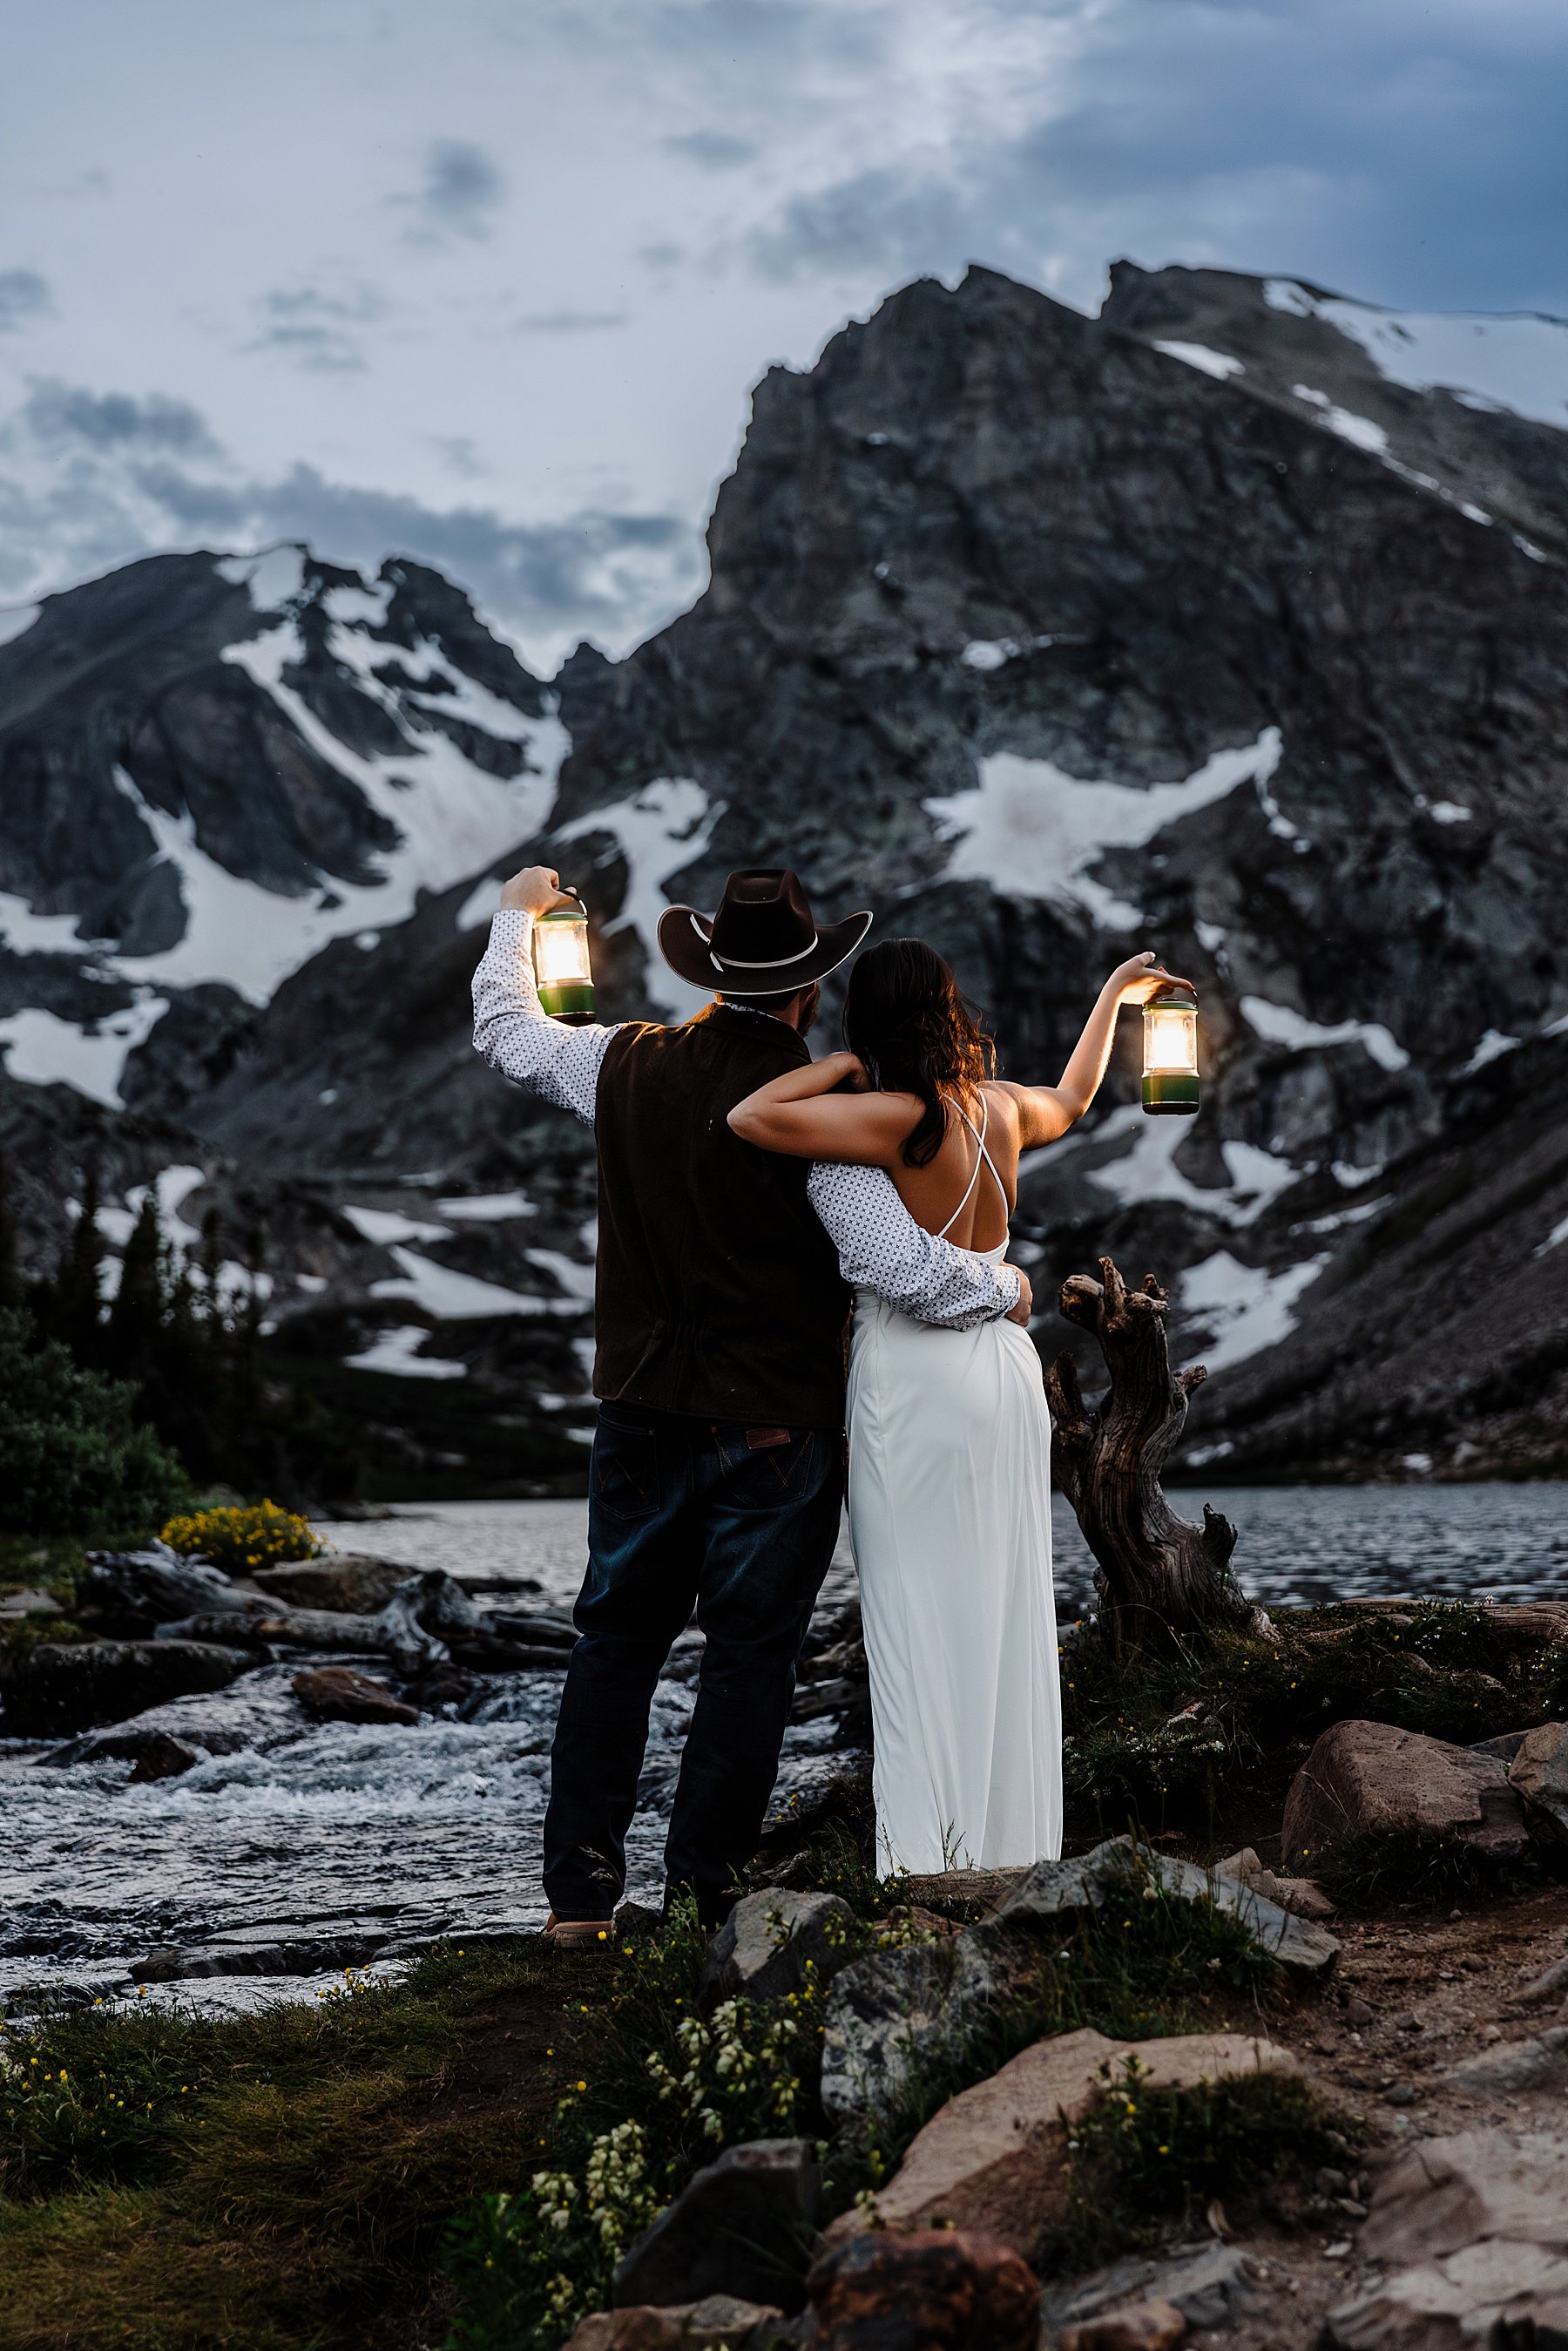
[160,1501,321,1574]
[0,1311,187,1541]
[1050,2060,1356,2269]
[1315,1826,1511,1913]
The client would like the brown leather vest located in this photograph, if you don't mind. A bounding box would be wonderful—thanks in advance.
[591,1005,851,1428]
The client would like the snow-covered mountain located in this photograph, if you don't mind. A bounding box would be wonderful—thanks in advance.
[4,261,1568,1492]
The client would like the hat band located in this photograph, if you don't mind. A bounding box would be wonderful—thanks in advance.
[694,912,821,973]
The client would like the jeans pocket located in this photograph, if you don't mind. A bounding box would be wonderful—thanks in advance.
[716,1426,818,1514]
[592,1416,660,1521]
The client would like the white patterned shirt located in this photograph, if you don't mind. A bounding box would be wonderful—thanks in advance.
[472,910,1021,1329]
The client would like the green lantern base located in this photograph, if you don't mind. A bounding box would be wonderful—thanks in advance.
[1143,1071,1200,1115]
[538,981,598,1020]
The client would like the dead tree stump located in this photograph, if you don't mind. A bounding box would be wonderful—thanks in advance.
[1044,1257,1266,1659]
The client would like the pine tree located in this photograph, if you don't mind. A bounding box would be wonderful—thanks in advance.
[0,1147,20,1315]
[51,1170,106,1364]
[105,1192,162,1388]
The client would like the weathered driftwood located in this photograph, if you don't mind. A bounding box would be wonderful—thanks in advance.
[152,1569,576,1677]
[1044,1257,1267,1659]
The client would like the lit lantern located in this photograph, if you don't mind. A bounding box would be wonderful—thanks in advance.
[532,895,596,1021]
[1142,981,1200,1116]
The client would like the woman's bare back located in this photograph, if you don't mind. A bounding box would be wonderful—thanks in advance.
[887,1082,1021,1250]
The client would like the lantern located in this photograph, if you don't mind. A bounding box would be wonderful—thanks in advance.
[532,895,596,1021]
[1141,981,1200,1115]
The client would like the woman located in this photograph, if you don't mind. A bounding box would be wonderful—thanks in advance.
[729,939,1185,1875]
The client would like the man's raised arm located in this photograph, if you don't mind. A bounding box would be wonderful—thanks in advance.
[471,882,619,1128]
[807,1161,1031,1331]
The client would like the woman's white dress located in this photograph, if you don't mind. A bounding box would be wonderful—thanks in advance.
[846,1107,1063,1876]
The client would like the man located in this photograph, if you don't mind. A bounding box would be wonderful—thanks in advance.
[473,863,1032,1941]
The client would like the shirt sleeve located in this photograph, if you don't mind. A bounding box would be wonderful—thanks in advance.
[807,1161,1024,1330]
[471,908,618,1128]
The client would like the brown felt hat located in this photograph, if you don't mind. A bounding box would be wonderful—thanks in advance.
[657,867,872,995]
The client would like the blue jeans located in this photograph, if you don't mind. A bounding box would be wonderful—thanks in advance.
[542,1401,844,1924]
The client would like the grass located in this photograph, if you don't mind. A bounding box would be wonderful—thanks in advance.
[1314,1825,1519,1913]
[1045,2064,1359,2273]
[1061,1599,1560,1837]
[0,1941,587,2351]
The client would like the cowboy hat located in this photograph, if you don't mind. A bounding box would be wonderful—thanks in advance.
[657,867,871,996]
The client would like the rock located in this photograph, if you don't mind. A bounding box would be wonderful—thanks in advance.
[1509,1721,1568,1849]
[991,1836,1340,1975]
[564,2297,787,2349]
[819,1930,996,2126]
[1281,1720,1530,1871]
[1383,2083,1419,2108]
[806,2227,1038,2350]
[1440,2029,1568,2095]
[1059,2301,1187,2351]
[1329,2240,1568,2350]
[0,1639,254,1737]
[64,1727,204,1782]
[126,1948,186,1983]
[615,1900,667,1944]
[291,1666,420,1726]
[699,1889,855,2006]
[79,1542,267,1632]
[1343,1996,1375,2025]
[252,1555,420,1613]
[0,1588,64,1621]
[1213,1846,1336,1920]
[845,2026,1301,2253]
[1040,2243,1256,2338]
[1471,1731,1532,1764]
[1360,2130,1568,2265]
[1517,1955,1568,2007]
[612,2141,821,2314]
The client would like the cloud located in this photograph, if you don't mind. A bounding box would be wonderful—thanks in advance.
[664,130,756,167]
[736,0,1568,315]
[18,379,220,456]
[0,269,51,330]
[397,138,506,243]
[512,309,628,334]
[0,376,703,665]
[251,283,387,374]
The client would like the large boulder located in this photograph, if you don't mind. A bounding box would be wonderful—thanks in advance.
[67,1727,203,1782]
[837,2026,1300,2256]
[252,1554,420,1613]
[612,2141,820,2314]
[1509,1721,1568,1849]
[989,1836,1339,1974]
[698,1889,855,2006]
[0,1639,253,1737]
[1328,2130,1568,2349]
[805,2227,1038,2350]
[819,1932,996,2127]
[1281,1720,1530,1871]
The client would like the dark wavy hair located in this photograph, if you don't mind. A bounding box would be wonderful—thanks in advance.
[842,938,997,1168]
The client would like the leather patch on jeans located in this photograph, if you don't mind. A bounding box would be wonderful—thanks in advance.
[746,1426,792,1450]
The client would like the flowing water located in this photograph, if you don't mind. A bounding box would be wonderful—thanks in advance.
[3,1487,1563,2014]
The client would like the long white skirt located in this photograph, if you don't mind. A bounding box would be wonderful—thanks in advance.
[847,1284,1063,1876]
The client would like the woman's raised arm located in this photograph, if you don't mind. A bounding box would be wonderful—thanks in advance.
[727,1052,921,1164]
[996,952,1191,1148]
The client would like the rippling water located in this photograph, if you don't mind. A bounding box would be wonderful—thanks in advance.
[3,1485,1561,2012]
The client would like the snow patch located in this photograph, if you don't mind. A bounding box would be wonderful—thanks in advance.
[0,602,40,649]
[1534,1213,1568,1260]
[435,1189,537,1223]
[1429,802,1472,823]
[1459,1029,1521,1075]
[959,634,1054,669]
[217,545,307,609]
[1179,1250,1329,1372]
[1332,1160,1386,1189]
[525,1247,596,1302]
[1291,384,1389,454]
[1268,286,1568,434]
[927,728,1282,929]
[341,1205,452,1247]
[369,1247,582,1321]
[1291,1195,1391,1236]
[0,891,106,954]
[345,1325,468,1379]
[1240,994,1409,1073]
[0,996,167,1108]
[1152,341,1245,380]
[1085,1104,1298,1230]
[456,875,504,931]
[555,776,721,1016]
[1194,920,1227,953]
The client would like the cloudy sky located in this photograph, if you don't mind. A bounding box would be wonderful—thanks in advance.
[3,0,1565,673]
